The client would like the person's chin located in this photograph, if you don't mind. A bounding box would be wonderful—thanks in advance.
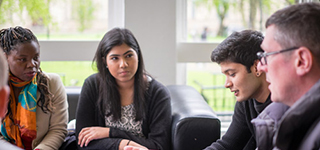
[23,77,33,82]
[270,95,280,102]
[236,97,246,102]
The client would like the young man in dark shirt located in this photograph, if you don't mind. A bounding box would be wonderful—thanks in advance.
[122,30,271,150]
[204,30,271,150]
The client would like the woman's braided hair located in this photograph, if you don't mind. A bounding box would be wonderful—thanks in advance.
[0,26,54,114]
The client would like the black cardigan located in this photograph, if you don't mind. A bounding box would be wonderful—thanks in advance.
[75,74,172,150]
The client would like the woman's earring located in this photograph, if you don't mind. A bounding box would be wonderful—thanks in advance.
[256,73,260,76]
[106,66,108,69]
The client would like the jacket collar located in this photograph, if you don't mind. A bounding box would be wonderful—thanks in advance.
[275,79,320,149]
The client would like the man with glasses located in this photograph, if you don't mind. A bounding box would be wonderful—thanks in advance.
[256,2,320,149]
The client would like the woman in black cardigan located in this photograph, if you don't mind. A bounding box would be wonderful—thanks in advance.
[76,28,172,150]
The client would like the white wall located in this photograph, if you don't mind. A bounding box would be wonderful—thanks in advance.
[124,0,176,85]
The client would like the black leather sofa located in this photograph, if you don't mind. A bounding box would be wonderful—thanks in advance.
[66,85,220,150]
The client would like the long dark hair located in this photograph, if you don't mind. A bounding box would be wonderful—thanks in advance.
[93,28,147,121]
[0,26,54,118]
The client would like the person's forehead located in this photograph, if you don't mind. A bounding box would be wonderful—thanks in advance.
[261,25,279,52]
[107,44,135,55]
[13,41,40,54]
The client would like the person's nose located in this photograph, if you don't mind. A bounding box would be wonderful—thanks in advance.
[27,59,37,68]
[224,78,232,88]
[120,58,128,68]
[257,61,268,73]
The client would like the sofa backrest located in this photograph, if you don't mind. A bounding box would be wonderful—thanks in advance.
[65,87,81,121]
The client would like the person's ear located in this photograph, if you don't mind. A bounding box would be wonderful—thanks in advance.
[0,85,10,118]
[253,60,263,77]
[295,47,312,76]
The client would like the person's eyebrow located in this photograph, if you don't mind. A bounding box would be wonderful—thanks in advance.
[109,50,134,57]
[123,50,134,55]
[17,54,28,57]
[108,53,120,57]
[223,69,235,74]
[17,52,39,57]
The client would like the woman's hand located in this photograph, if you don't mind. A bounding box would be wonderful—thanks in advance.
[119,140,148,150]
[78,127,110,147]
[124,146,148,150]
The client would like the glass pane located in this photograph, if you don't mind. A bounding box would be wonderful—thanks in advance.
[186,63,235,112]
[187,0,294,43]
[40,61,97,87]
[0,0,108,40]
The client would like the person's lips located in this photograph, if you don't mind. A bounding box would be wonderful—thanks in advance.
[231,90,239,96]
[25,71,36,77]
[119,71,129,75]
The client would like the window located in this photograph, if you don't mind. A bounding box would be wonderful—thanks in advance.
[0,0,109,40]
[186,0,292,43]
[41,61,96,87]
[0,0,111,87]
[182,0,295,111]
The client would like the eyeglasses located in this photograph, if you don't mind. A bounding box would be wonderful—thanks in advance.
[257,47,299,65]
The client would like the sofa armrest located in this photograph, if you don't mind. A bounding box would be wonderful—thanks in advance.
[65,87,81,121]
[167,85,220,150]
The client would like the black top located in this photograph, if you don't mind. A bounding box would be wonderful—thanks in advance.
[204,96,272,150]
[75,74,172,150]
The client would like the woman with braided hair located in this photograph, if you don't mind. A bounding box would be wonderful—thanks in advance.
[0,26,68,150]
